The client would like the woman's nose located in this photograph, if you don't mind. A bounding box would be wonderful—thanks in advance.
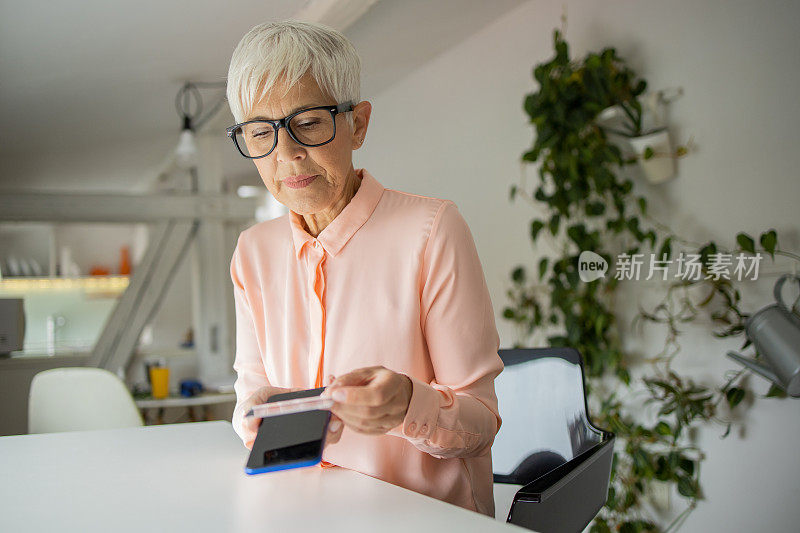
[274,126,306,162]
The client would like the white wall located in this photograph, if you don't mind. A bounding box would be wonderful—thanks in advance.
[355,0,799,530]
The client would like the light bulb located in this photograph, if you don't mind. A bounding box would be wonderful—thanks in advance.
[175,129,198,169]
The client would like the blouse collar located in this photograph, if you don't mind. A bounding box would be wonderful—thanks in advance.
[289,168,385,259]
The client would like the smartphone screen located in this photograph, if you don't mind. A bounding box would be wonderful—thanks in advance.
[245,387,331,475]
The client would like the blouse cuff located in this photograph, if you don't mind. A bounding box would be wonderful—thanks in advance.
[387,374,443,440]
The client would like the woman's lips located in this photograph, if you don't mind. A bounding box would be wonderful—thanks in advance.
[283,175,318,189]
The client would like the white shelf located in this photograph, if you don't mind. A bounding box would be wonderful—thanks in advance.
[134,392,236,408]
[0,275,129,294]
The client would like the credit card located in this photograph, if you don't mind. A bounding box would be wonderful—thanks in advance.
[245,396,335,419]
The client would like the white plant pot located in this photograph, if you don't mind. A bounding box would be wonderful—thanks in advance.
[628,128,676,184]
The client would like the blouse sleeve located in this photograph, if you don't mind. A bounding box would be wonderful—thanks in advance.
[230,236,270,449]
[386,201,504,459]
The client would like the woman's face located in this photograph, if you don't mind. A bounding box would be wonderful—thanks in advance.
[245,71,370,217]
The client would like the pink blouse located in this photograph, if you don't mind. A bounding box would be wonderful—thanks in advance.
[230,168,504,517]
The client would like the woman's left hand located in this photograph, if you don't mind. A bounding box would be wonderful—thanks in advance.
[321,366,413,435]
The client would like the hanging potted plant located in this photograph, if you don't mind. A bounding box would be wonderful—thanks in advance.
[627,127,675,184]
[595,83,687,184]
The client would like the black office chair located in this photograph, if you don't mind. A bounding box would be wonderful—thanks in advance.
[492,348,615,533]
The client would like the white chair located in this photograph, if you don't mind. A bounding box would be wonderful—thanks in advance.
[28,367,144,434]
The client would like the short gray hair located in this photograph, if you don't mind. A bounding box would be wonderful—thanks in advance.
[226,20,361,128]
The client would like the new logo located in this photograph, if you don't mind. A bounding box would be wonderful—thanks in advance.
[578,251,608,282]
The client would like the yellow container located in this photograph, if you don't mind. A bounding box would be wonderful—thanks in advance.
[149,367,170,399]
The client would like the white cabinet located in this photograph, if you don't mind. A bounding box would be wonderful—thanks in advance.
[1,221,147,279]
[0,222,56,277]
[0,221,141,357]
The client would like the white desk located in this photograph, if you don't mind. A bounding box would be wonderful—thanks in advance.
[0,421,529,532]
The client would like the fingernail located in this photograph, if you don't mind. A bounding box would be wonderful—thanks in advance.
[332,390,346,402]
[329,419,342,432]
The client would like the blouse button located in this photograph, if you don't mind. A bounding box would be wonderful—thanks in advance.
[407,422,417,433]
[420,424,428,434]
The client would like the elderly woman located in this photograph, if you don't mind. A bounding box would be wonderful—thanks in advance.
[226,20,504,517]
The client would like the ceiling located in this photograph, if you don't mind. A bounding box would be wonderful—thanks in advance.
[0,0,525,191]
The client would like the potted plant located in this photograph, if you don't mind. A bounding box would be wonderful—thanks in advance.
[595,89,685,184]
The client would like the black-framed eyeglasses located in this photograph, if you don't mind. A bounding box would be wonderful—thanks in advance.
[226,101,354,159]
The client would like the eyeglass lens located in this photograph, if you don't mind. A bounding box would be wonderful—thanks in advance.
[235,108,336,158]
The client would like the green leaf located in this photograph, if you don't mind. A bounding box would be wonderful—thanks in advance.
[555,36,568,61]
[679,458,695,476]
[567,223,588,248]
[626,217,642,240]
[658,237,672,261]
[522,149,539,162]
[622,179,633,194]
[765,383,787,398]
[736,232,755,253]
[643,146,654,160]
[759,229,777,258]
[619,520,654,533]
[655,421,672,436]
[655,456,670,480]
[585,202,606,216]
[502,308,515,319]
[547,335,569,346]
[510,184,518,201]
[726,387,745,408]
[590,518,612,533]
[637,197,647,215]
[530,220,545,241]
[549,214,561,236]
[623,490,637,509]
[511,266,526,283]
[677,476,697,498]
[698,241,718,267]
[538,257,549,280]
[632,449,653,476]
[644,230,657,249]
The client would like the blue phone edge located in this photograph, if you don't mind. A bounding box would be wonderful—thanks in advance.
[245,456,322,475]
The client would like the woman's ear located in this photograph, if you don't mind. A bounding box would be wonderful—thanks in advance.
[351,100,372,149]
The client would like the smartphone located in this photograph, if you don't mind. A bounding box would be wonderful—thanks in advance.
[245,386,331,475]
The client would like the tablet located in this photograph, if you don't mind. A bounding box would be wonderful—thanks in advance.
[245,387,332,475]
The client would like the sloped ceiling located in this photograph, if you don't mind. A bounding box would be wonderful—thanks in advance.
[0,0,525,191]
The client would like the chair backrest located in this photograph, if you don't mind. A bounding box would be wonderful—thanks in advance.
[28,367,144,434]
[492,347,608,484]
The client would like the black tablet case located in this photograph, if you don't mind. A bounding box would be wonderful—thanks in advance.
[246,386,331,472]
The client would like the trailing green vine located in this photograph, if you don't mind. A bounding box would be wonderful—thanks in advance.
[504,28,797,532]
